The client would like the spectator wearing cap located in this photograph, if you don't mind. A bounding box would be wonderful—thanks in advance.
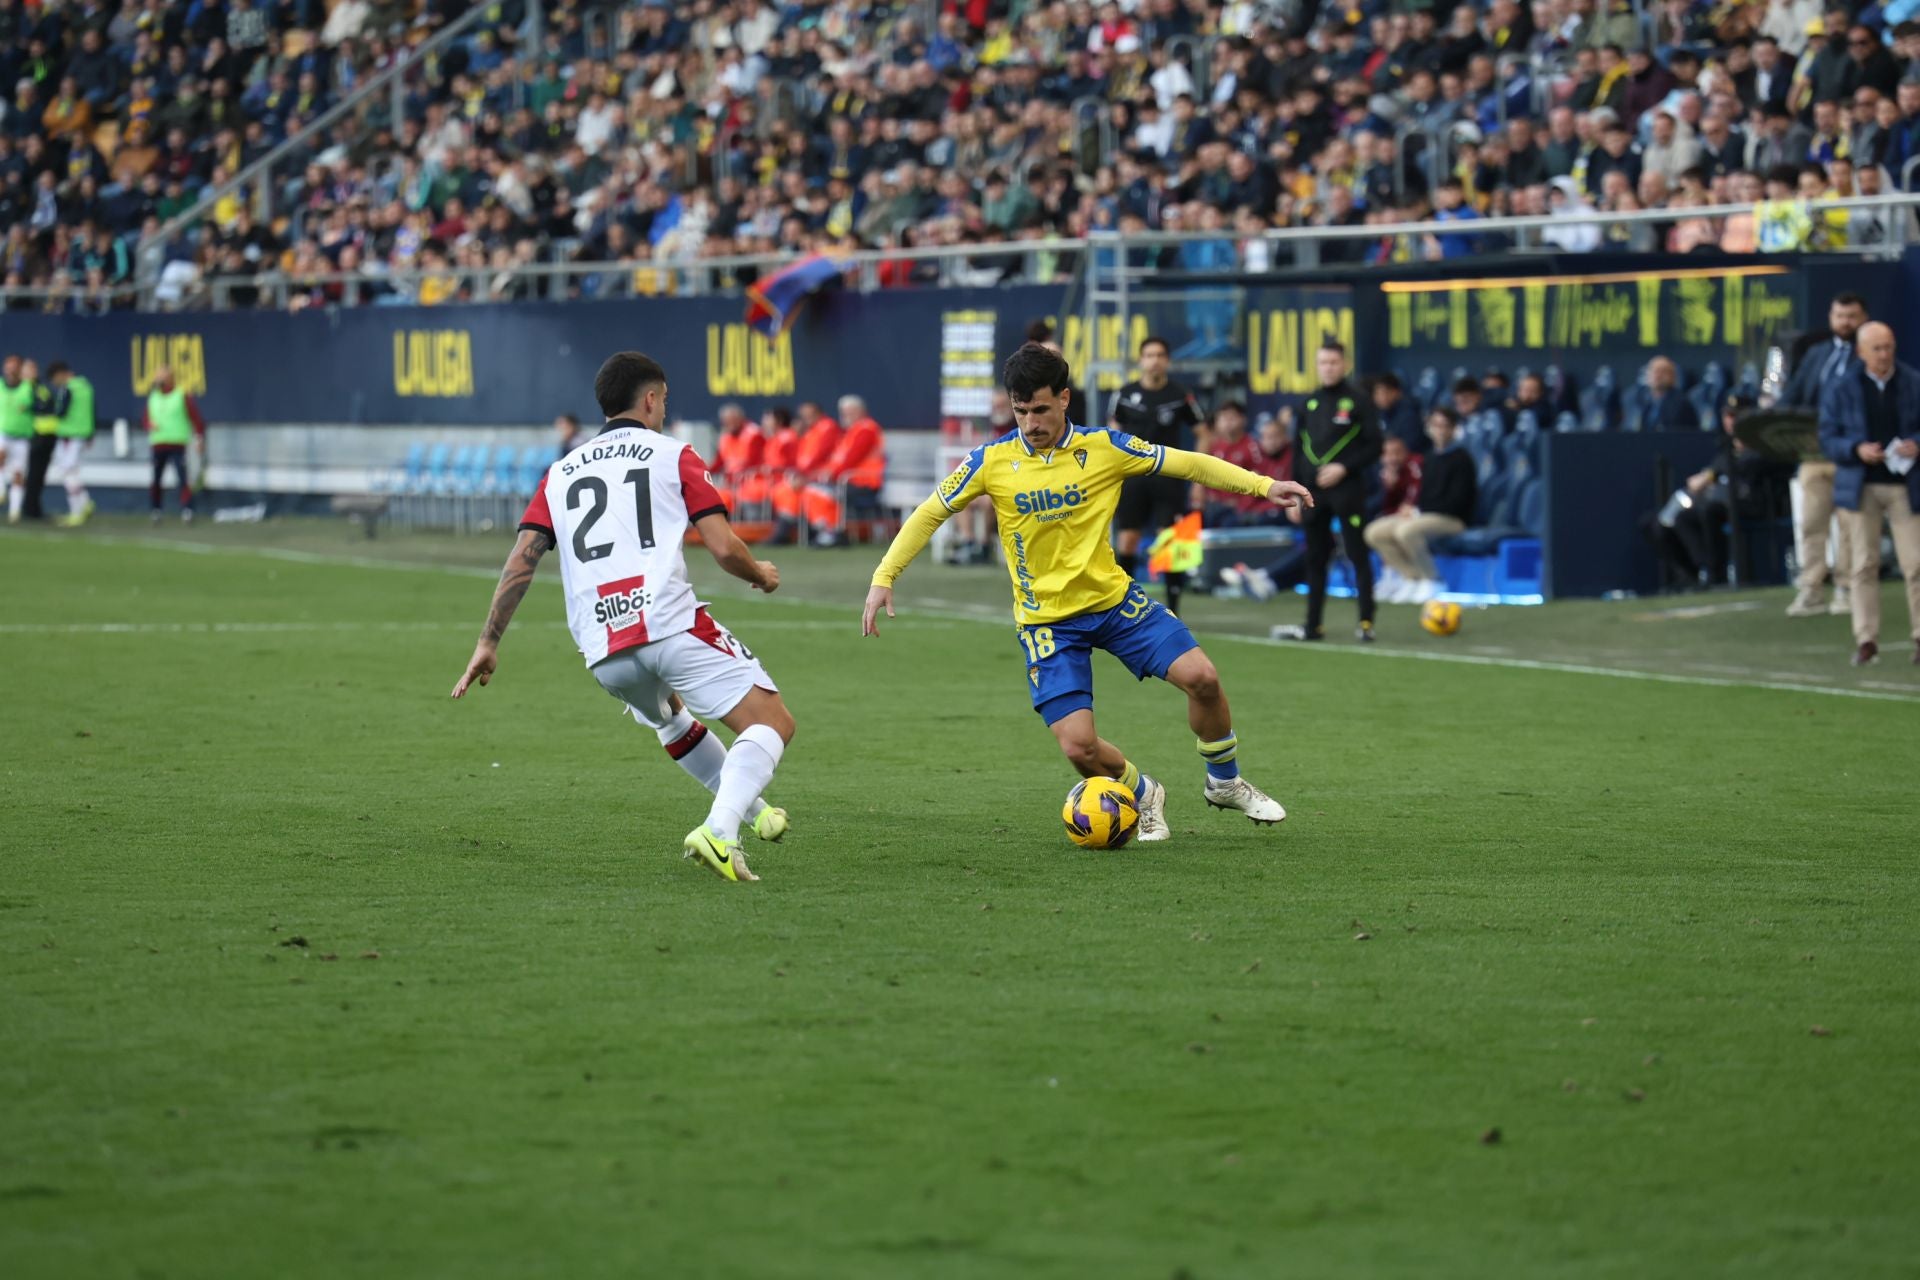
[1796,8,1860,109]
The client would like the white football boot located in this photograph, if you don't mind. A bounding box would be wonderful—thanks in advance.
[1204,776,1287,826]
[1135,775,1170,842]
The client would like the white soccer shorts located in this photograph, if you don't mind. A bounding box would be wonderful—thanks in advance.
[589,611,777,728]
[52,437,84,478]
[2,436,28,477]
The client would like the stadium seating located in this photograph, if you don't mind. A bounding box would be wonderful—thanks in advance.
[4,0,1895,312]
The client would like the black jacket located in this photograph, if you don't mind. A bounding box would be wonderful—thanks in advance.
[1292,380,1383,498]
[1419,447,1478,523]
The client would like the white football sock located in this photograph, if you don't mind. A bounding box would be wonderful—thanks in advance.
[6,482,20,520]
[706,723,784,843]
[649,708,765,819]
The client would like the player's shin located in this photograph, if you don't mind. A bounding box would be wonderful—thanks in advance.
[706,724,784,843]
[655,709,766,820]
[1196,732,1239,782]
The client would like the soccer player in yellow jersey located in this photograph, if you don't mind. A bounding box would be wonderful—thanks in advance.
[863,342,1313,840]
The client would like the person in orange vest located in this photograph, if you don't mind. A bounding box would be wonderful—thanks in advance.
[712,402,767,512]
[770,400,841,544]
[801,394,886,547]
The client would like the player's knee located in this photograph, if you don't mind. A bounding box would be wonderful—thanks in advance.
[1058,734,1101,771]
[1177,657,1221,701]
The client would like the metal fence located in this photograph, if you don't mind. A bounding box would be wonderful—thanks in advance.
[8,194,1920,315]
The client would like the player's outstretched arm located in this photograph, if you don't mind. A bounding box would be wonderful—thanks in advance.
[452,528,553,698]
[863,493,954,636]
[1157,446,1315,510]
[694,511,778,593]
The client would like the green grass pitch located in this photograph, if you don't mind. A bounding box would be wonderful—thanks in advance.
[3,520,1916,1278]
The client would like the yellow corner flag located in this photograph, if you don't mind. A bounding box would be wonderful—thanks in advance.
[1147,512,1204,576]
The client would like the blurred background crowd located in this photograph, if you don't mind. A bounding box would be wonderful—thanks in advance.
[3,0,1918,312]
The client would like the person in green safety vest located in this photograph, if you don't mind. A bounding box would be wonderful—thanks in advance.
[23,356,62,521]
[142,365,207,522]
[2,354,35,526]
[49,362,95,526]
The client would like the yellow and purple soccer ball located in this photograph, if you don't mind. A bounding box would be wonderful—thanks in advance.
[1420,599,1464,637]
[1063,777,1140,849]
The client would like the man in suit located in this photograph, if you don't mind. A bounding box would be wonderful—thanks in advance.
[1631,357,1695,431]
[1743,36,1796,112]
[1783,292,1867,617]
[1818,321,1920,666]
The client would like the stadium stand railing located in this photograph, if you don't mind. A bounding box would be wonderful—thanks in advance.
[48,193,1915,315]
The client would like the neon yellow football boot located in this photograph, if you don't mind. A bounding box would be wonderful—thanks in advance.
[683,824,757,882]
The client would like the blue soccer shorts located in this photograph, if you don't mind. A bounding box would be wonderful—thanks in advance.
[1019,584,1199,725]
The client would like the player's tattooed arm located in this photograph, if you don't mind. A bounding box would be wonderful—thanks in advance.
[480,529,553,642]
[453,529,551,698]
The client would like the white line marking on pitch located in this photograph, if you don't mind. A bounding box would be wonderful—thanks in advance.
[0,618,914,636]
[33,531,1920,705]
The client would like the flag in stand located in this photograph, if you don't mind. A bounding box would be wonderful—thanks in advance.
[744,255,845,337]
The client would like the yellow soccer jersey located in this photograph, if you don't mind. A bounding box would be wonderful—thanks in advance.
[872,425,1278,626]
[940,425,1160,623]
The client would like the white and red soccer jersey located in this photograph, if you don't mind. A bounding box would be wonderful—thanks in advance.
[519,424,729,667]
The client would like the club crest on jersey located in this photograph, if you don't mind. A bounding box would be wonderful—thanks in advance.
[593,575,652,631]
[1073,448,1088,469]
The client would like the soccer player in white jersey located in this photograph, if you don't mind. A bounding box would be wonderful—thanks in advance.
[452,352,797,883]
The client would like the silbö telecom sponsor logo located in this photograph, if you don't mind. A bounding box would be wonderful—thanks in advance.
[594,577,652,630]
[1012,483,1085,517]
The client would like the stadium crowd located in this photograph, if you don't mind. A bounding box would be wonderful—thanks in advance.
[4,0,1920,312]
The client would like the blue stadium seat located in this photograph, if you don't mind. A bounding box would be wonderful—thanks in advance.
[418,442,451,494]
[441,445,476,495]
[382,441,427,493]
[1554,410,1579,433]
[516,444,549,495]
[1618,384,1651,432]
[489,445,518,494]
[458,446,489,495]
[1473,444,1502,485]
[1736,362,1761,397]
[1544,364,1572,411]
[1516,477,1545,536]
[1686,383,1719,430]
[1414,366,1441,414]
[1579,365,1619,430]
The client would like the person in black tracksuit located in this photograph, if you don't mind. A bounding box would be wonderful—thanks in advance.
[1109,335,1205,613]
[1289,342,1383,641]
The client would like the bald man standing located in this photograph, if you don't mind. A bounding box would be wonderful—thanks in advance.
[1818,321,1920,666]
